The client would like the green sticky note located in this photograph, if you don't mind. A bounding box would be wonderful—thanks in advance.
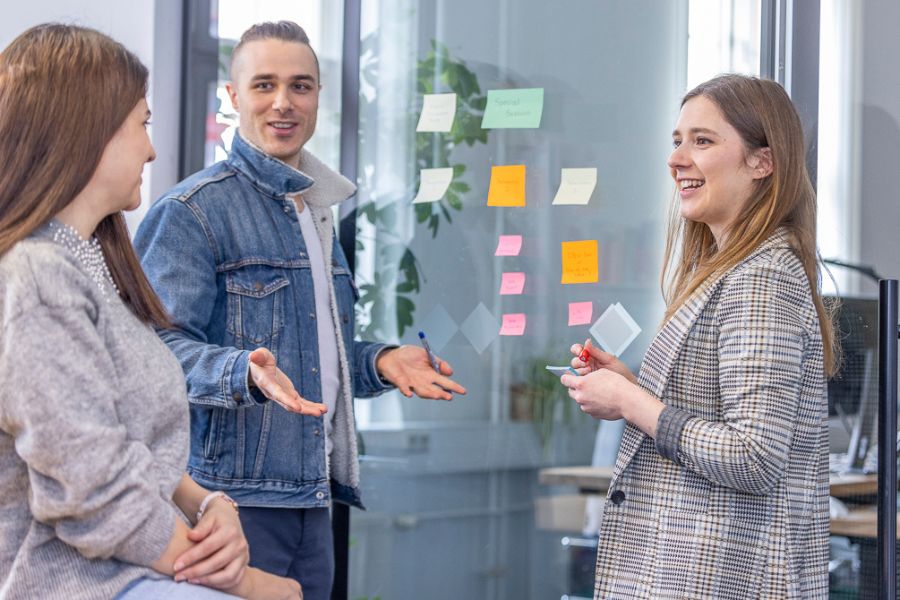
[481,88,544,129]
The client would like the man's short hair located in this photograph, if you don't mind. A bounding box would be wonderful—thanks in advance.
[230,21,320,81]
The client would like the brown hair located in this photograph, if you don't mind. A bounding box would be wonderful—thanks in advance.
[661,74,837,376]
[0,23,169,327]
[230,20,319,81]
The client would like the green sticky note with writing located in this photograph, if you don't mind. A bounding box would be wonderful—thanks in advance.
[481,88,544,129]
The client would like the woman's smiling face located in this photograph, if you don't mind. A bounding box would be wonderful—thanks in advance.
[668,95,770,242]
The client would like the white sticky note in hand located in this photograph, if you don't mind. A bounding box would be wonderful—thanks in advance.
[589,303,641,357]
[416,93,457,132]
[413,168,454,204]
[552,168,598,205]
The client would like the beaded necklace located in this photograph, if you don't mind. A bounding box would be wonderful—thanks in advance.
[48,221,119,298]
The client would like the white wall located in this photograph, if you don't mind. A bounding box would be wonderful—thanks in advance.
[857,0,900,295]
[1,1,182,234]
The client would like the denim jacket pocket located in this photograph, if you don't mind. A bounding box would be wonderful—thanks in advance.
[225,265,289,347]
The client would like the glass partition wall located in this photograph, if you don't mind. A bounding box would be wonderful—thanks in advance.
[351,2,684,599]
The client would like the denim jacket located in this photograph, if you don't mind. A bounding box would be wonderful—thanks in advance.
[134,132,391,509]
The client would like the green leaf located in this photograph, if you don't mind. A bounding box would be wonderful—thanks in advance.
[396,295,415,336]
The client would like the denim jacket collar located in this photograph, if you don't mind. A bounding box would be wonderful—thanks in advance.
[228,131,356,207]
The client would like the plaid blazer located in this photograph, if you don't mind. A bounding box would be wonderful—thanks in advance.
[594,231,829,599]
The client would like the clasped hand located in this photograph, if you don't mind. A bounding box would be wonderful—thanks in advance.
[173,497,247,588]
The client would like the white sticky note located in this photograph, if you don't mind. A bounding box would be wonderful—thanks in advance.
[552,168,598,206]
[589,303,641,357]
[416,93,457,132]
[413,168,454,204]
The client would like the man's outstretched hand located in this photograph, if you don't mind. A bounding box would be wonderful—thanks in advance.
[376,345,467,401]
[248,348,327,416]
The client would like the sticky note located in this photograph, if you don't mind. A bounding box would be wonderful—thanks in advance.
[495,235,523,257]
[500,272,526,295]
[552,168,598,205]
[481,88,544,129]
[487,165,526,207]
[568,301,593,326]
[413,168,454,204]
[590,303,642,357]
[500,313,527,336]
[561,240,599,284]
[416,93,457,132]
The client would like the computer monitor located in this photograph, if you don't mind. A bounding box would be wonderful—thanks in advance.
[826,295,879,471]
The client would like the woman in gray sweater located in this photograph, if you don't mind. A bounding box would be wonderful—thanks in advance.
[0,24,300,600]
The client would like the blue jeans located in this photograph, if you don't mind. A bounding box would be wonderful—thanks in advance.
[116,577,240,599]
[240,506,334,600]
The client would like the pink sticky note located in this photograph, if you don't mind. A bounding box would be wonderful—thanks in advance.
[568,301,593,326]
[495,235,523,257]
[499,272,526,295]
[500,313,527,336]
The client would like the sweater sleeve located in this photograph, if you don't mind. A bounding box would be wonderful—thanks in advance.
[0,302,178,566]
[654,262,813,495]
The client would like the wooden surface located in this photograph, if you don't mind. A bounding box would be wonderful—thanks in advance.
[830,506,900,539]
[538,466,614,492]
[539,466,878,498]
[829,472,878,498]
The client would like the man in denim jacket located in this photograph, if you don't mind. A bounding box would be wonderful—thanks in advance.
[135,21,465,600]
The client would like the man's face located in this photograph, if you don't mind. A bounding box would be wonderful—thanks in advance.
[226,39,319,167]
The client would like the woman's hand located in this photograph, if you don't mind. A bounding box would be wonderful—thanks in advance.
[561,368,635,421]
[173,497,249,589]
[570,339,637,383]
[228,567,302,600]
[561,368,666,437]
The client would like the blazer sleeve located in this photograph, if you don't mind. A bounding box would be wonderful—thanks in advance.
[654,262,815,495]
[0,304,178,566]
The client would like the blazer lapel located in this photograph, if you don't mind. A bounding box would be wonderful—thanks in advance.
[610,230,793,485]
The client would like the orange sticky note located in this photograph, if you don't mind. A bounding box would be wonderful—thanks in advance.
[561,240,599,284]
[487,165,526,207]
[500,313,527,336]
[500,272,526,295]
[568,301,593,326]
[495,235,523,256]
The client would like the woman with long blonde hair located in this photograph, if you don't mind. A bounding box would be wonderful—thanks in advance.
[0,24,299,600]
[562,74,835,599]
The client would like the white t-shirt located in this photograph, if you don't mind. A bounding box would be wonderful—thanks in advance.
[295,201,340,456]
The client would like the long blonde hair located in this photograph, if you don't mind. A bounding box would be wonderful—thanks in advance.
[661,74,837,376]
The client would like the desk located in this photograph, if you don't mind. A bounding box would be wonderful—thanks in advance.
[829,472,878,498]
[539,466,878,498]
[538,466,613,493]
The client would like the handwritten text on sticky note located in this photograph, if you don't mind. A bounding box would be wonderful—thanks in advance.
[413,168,454,204]
[416,93,456,132]
[568,301,593,326]
[495,235,523,256]
[487,165,526,207]
[500,313,527,336]
[500,272,526,295]
[552,168,598,205]
[561,240,599,284]
[481,88,544,129]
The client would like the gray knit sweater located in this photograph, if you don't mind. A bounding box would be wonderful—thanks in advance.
[0,227,189,599]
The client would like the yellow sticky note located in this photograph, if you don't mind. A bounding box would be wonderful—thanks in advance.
[561,240,599,284]
[487,165,526,207]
